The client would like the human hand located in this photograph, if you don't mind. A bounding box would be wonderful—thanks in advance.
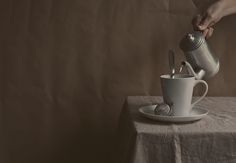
[192,0,225,39]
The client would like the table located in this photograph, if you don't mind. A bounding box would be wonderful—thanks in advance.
[115,96,236,163]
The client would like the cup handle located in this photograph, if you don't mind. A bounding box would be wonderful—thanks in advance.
[191,80,208,107]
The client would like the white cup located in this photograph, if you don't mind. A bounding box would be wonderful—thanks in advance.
[160,74,208,116]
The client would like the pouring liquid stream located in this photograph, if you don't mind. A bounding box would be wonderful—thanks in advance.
[170,70,175,78]
[179,64,184,73]
[170,64,185,78]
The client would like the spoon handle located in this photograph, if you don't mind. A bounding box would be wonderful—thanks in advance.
[168,50,175,78]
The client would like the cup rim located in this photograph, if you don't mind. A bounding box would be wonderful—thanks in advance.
[160,74,195,79]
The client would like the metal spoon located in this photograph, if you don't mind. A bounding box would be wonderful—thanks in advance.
[168,50,175,78]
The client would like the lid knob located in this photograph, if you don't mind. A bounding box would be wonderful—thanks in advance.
[188,34,195,41]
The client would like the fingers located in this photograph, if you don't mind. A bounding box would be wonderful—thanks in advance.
[198,12,215,30]
[202,28,209,37]
[202,27,214,39]
[192,12,215,39]
[192,13,214,30]
[192,14,202,30]
[205,27,214,39]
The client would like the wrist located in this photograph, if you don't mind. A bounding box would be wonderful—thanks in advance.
[218,0,236,17]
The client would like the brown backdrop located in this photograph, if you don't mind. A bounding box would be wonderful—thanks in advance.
[0,0,236,163]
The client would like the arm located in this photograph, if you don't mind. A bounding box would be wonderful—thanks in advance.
[192,0,236,38]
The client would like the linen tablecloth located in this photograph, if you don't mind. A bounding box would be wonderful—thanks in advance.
[115,96,236,163]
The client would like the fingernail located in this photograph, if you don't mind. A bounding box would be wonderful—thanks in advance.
[198,25,204,30]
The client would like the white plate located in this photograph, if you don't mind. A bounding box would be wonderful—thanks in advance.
[139,105,208,123]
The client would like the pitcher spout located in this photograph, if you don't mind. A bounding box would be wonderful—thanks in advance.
[181,61,206,80]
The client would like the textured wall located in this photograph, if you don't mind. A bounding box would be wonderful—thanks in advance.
[0,0,235,163]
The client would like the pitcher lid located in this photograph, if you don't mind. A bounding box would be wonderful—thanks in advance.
[179,31,205,51]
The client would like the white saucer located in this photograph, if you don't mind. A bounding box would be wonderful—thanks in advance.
[139,105,208,123]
